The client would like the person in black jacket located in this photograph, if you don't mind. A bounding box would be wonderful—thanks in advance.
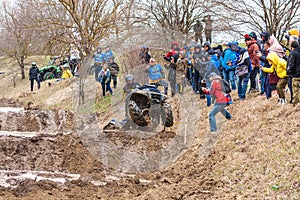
[287,41,300,105]
[29,62,40,92]
[164,47,180,97]
[108,58,120,88]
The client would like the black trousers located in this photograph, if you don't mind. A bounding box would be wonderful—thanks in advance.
[30,77,40,91]
[250,67,259,89]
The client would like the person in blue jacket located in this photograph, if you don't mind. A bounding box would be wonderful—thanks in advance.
[221,42,237,90]
[145,58,168,95]
[93,47,106,81]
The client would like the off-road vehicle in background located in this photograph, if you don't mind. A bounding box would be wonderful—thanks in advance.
[39,56,65,81]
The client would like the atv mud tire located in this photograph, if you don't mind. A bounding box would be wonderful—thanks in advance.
[128,100,147,126]
[43,72,55,80]
[162,102,173,127]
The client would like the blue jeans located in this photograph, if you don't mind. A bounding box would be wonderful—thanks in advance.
[237,73,250,99]
[101,81,113,96]
[260,70,266,93]
[209,104,232,132]
[189,68,195,89]
[223,69,236,90]
[206,80,212,106]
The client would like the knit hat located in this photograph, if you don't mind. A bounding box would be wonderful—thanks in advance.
[291,41,299,49]
[249,32,257,40]
[244,34,252,41]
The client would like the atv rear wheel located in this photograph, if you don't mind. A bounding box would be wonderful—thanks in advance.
[162,102,173,127]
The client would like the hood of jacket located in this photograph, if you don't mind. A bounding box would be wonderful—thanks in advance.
[266,52,279,65]
[289,29,299,37]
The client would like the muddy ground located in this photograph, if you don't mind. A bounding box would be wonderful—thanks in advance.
[0,90,299,200]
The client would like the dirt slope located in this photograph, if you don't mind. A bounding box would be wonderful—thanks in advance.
[0,90,299,199]
[0,55,299,199]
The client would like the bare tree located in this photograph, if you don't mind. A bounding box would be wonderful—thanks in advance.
[213,0,300,40]
[138,0,211,43]
[0,1,36,79]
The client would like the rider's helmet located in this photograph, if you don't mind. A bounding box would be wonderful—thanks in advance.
[125,74,134,84]
[32,62,37,66]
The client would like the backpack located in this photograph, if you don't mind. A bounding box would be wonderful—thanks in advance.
[221,79,232,94]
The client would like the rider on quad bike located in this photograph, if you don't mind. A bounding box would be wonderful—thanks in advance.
[104,74,174,131]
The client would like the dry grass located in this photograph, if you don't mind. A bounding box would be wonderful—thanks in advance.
[0,56,299,199]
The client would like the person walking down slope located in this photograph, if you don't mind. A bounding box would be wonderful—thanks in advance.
[202,72,232,132]
[98,64,113,97]
[29,62,41,92]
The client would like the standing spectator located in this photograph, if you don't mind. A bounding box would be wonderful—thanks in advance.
[287,41,300,105]
[203,42,214,55]
[268,35,286,58]
[285,29,299,49]
[261,52,288,104]
[203,72,232,132]
[93,47,106,81]
[249,31,263,51]
[108,58,119,88]
[257,32,271,95]
[69,49,81,75]
[145,58,168,95]
[221,41,237,90]
[29,62,40,92]
[99,64,113,97]
[194,20,203,46]
[204,54,221,106]
[245,34,260,93]
[257,41,279,99]
[203,15,212,44]
[104,46,114,63]
[165,47,180,96]
[192,44,209,98]
[138,45,151,64]
[176,52,188,94]
[233,42,252,100]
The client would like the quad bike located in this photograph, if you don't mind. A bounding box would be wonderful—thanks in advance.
[104,84,173,131]
[39,56,65,81]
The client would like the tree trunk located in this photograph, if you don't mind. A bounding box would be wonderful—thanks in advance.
[17,56,26,79]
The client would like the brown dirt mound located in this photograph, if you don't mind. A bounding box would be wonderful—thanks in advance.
[0,98,23,107]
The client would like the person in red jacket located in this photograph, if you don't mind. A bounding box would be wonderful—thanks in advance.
[203,72,232,132]
[245,34,261,92]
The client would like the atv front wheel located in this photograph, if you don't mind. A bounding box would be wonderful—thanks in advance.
[43,72,55,80]
[128,100,147,126]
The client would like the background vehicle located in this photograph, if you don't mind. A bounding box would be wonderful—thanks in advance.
[39,56,66,81]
